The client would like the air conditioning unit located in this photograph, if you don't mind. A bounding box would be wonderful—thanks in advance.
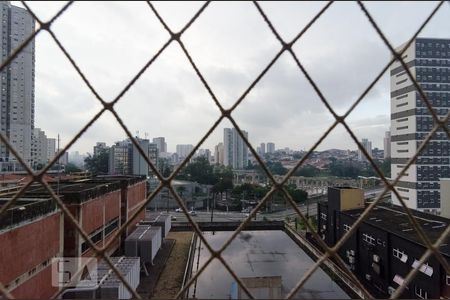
[373,254,380,263]
[348,257,355,264]
[365,274,372,281]
[350,250,355,256]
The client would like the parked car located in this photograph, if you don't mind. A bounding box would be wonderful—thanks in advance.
[175,208,182,212]
[189,210,197,216]
[171,215,177,221]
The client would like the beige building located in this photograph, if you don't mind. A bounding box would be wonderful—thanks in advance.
[440,179,450,219]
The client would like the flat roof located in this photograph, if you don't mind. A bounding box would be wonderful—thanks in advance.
[0,197,57,231]
[341,203,450,255]
[0,176,146,204]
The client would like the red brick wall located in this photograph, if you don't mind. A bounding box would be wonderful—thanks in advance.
[81,190,121,234]
[125,181,146,233]
[0,213,60,284]
[127,181,146,210]
[10,265,58,299]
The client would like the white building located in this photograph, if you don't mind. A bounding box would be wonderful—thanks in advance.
[223,128,248,169]
[390,38,450,214]
[214,142,224,165]
[358,138,372,161]
[152,137,167,154]
[47,138,56,161]
[31,128,47,168]
[176,144,193,160]
[383,131,391,159]
[0,2,35,169]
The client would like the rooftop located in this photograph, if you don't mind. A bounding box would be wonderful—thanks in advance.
[341,203,450,255]
[0,197,57,231]
[0,175,146,204]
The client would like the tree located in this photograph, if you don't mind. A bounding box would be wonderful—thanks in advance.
[158,158,173,177]
[65,162,82,173]
[294,165,320,177]
[84,149,109,175]
[177,156,216,185]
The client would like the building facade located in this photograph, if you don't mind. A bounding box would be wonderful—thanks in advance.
[390,38,450,214]
[176,144,193,160]
[109,138,158,176]
[267,142,275,154]
[317,187,450,299]
[31,128,47,168]
[0,2,35,169]
[47,138,56,161]
[223,128,248,169]
[93,142,108,157]
[358,138,373,161]
[214,142,224,165]
[152,137,167,154]
[384,131,391,159]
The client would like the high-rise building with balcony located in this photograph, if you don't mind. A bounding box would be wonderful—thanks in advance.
[0,2,35,169]
[223,128,248,169]
[390,38,450,214]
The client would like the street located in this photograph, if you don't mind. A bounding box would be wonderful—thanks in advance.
[158,187,387,222]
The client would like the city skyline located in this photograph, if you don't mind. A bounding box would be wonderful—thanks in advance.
[9,1,450,155]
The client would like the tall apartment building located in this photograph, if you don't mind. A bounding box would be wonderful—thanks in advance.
[152,137,167,154]
[223,128,248,169]
[358,138,373,161]
[93,142,108,156]
[47,138,56,161]
[176,144,193,160]
[384,131,391,159]
[214,142,224,165]
[266,142,275,154]
[197,148,211,162]
[390,38,450,214]
[0,2,35,169]
[260,142,266,155]
[31,128,47,167]
[109,138,158,176]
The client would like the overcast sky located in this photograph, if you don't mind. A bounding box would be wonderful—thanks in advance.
[12,1,450,154]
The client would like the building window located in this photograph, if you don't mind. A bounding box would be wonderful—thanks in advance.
[362,233,375,246]
[393,248,408,262]
[343,224,351,233]
[446,274,450,286]
[415,286,428,299]
[412,260,433,277]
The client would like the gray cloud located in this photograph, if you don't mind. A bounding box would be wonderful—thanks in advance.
[11,1,449,154]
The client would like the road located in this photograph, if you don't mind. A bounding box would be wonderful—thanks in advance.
[162,187,387,223]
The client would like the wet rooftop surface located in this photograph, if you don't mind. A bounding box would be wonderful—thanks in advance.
[188,230,349,299]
